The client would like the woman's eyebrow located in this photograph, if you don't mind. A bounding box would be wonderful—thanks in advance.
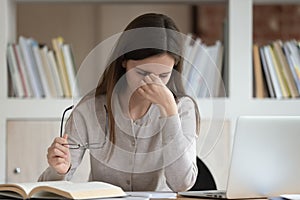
[136,68,172,75]
[160,71,172,75]
[136,68,150,73]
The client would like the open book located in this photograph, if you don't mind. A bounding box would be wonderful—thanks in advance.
[0,181,126,199]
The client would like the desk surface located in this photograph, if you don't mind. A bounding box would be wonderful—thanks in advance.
[177,195,267,200]
[0,194,268,200]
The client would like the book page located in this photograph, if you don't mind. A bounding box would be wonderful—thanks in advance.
[0,181,71,198]
[31,182,126,199]
[30,190,69,199]
[21,181,72,195]
[1,181,126,199]
[0,191,27,199]
[0,182,42,197]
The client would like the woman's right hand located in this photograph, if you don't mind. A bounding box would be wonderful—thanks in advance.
[47,134,71,174]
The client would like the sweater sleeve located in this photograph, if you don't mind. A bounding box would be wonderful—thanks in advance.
[38,108,88,181]
[161,97,198,192]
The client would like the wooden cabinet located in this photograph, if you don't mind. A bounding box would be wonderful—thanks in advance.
[7,121,59,182]
[6,121,90,183]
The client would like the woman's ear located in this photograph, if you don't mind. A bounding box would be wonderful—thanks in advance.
[122,60,127,68]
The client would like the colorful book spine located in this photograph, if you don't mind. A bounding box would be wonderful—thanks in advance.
[7,36,77,98]
[263,45,283,99]
[62,44,78,97]
[52,37,71,98]
[19,36,45,98]
[7,44,25,97]
[253,39,300,99]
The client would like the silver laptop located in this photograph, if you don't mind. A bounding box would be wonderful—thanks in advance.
[179,116,300,199]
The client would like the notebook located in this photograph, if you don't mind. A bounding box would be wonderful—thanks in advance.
[179,116,300,199]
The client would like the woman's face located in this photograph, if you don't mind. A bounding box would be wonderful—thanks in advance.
[123,53,175,92]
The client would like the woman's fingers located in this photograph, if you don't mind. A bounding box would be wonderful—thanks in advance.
[144,74,153,84]
[47,136,70,164]
[46,134,71,174]
[51,138,69,154]
[63,134,68,143]
[54,134,68,145]
[141,74,156,90]
[149,73,163,84]
[143,74,161,85]
[48,145,67,158]
[51,157,68,165]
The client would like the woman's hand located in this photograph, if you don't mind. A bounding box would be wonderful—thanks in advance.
[47,134,71,174]
[138,74,178,117]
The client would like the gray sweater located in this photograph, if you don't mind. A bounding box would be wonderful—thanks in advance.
[38,93,198,192]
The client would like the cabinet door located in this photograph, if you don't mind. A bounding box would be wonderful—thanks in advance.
[7,121,89,182]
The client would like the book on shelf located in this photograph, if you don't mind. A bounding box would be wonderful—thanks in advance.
[14,44,33,97]
[62,43,79,98]
[0,181,126,199]
[253,39,300,99]
[47,50,65,98]
[259,46,274,98]
[221,18,229,97]
[263,45,283,99]
[7,44,25,98]
[52,36,72,98]
[194,40,224,98]
[39,46,59,98]
[31,41,52,98]
[206,40,224,98]
[183,34,224,98]
[184,37,202,97]
[286,40,300,75]
[269,43,290,98]
[7,35,78,98]
[19,36,45,98]
[282,41,300,94]
[272,40,299,98]
[284,40,300,90]
[182,33,193,78]
[253,43,268,98]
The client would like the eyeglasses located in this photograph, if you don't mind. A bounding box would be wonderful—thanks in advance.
[60,105,108,150]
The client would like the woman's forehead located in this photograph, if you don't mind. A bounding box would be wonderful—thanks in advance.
[135,64,173,74]
[129,53,175,68]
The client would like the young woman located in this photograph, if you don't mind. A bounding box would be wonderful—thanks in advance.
[39,13,200,192]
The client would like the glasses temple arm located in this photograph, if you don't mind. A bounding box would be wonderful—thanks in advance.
[60,105,74,138]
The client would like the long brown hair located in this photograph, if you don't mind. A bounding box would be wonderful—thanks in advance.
[95,13,200,143]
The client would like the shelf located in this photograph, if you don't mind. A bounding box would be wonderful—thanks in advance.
[253,0,300,4]
[199,97,300,119]
[247,99,300,114]
[0,99,73,119]
[252,2,300,99]
[16,0,226,3]
[16,0,300,4]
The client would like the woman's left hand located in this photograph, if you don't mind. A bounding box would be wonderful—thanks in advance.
[137,74,178,117]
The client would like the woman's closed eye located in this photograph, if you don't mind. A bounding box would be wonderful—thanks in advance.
[138,72,169,79]
[137,71,150,77]
[159,73,170,78]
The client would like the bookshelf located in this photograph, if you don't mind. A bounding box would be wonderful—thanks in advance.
[1,0,300,188]
[0,0,73,183]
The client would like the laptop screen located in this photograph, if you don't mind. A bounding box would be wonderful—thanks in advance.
[226,116,300,199]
